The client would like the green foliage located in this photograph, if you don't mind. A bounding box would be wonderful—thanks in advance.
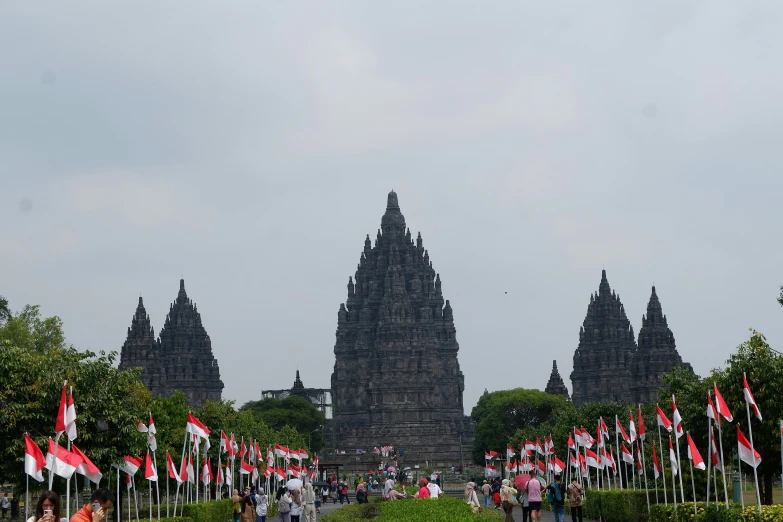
[0,316,152,486]
[240,396,325,452]
[650,502,783,522]
[320,496,503,522]
[470,388,571,464]
[157,517,193,522]
[178,499,232,522]
[0,295,10,324]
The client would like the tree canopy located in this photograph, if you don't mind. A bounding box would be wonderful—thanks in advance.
[240,396,325,451]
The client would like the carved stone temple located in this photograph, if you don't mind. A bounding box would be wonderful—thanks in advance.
[330,191,474,467]
[118,279,224,405]
[569,270,690,406]
[544,360,570,400]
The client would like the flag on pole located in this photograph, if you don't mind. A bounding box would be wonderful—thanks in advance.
[55,383,68,435]
[636,447,643,475]
[225,464,233,486]
[525,440,536,453]
[185,413,210,439]
[706,393,719,422]
[45,439,83,480]
[216,465,224,486]
[616,416,630,444]
[119,455,143,476]
[267,446,274,468]
[536,439,544,456]
[713,383,734,422]
[567,434,575,451]
[166,451,182,484]
[669,438,678,476]
[65,388,77,442]
[145,451,158,481]
[24,434,45,482]
[629,413,637,443]
[240,461,254,475]
[737,425,761,468]
[186,455,195,484]
[136,419,148,433]
[71,445,102,484]
[220,431,230,454]
[651,442,661,479]
[656,404,673,432]
[239,439,247,460]
[621,444,634,464]
[637,405,646,441]
[484,451,498,460]
[506,445,516,459]
[672,396,684,439]
[201,458,212,485]
[147,413,156,435]
[585,449,600,469]
[274,467,286,481]
[743,373,762,421]
[536,459,547,474]
[709,426,722,472]
[686,433,706,470]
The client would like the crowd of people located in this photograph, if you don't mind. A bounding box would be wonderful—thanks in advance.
[474,474,584,522]
[230,483,319,522]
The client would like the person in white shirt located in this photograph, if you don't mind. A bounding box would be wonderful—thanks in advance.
[426,478,442,499]
[382,478,395,500]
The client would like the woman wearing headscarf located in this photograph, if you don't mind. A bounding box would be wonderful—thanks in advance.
[289,488,302,522]
[275,487,292,522]
[414,478,430,498]
[254,488,268,522]
[500,478,518,522]
[464,482,480,510]
[301,483,316,522]
[240,488,256,522]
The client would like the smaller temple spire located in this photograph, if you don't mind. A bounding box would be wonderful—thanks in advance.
[292,369,305,394]
[544,360,570,400]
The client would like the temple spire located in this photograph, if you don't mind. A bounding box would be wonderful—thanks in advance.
[544,360,570,400]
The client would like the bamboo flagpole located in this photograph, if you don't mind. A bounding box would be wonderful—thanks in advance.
[637,406,650,514]
[687,433,697,516]
[655,404,671,505]
[713,383,732,508]
[672,395,686,503]
[614,416,624,489]
[668,436,677,510]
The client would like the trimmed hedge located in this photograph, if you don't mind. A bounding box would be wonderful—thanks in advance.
[178,499,232,522]
[157,517,192,522]
[320,496,503,522]
[543,489,667,522]
[650,502,783,522]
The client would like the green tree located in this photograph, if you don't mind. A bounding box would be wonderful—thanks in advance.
[712,330,783,505]
[470,388,571,464]
[240,396,325,452]
[0,295,10,325]
[0,305,66,352]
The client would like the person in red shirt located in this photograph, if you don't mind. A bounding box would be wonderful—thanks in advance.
[69,489,114,522]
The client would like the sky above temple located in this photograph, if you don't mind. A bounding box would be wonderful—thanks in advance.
[2,2,782,413]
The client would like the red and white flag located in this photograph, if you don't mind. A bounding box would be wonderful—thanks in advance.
[252,467,259,483]
[71,445,102,484]
[713,383,733,423]
[274,467,286,481]
[145,451,158,481]
[147,414,157,451]
[629,413,637,443]
[484,451,498,460]
[147,413,156,435]
[239,439,247,460]
[24,434,45,482]
[616,416,630,444]
[525,440,536,453]
[167,451,182,484]
[201,458,212,485]
[546,437,555,455]
[65,388,77,442]
[672,395,684,439]
[120,455,143,476]
[186,454,195,484]
[536,459,546,474]
[240,460,254,475]
[225,464,233,486]
[598,418,609,446]
[656,404,673,433]
[136,419,148,433]
[274,444,288,458]
[45,439,83,480]
[668,438,678,476]
[636,447,643,475]
[686,433,705,470]
[55,383,68,435]
[706,393,718,422]
[186,413,210,440]
[570,454,579,469]
[567,434,575,450]
[267,446,274,468]
[709,426,722,472]
[651,442,661,479]
[536,439,544,456]
[579,427,595,448]
[743,373,762,421]
[637,406,646,441]
[485,464,497,472]
[737,425,761,468]
[506,445,516,459]
[216,465,224,485]
[585,449,600,469]
[621,443,634,464]
[220,431,230,454]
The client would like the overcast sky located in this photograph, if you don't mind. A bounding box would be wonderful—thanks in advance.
[2,2,782,414]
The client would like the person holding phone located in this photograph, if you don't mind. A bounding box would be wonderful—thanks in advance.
[69,489,114,522]
[28,491,66,522]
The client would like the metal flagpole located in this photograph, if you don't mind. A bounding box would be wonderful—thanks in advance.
[149,472,152,522]
[66,439,72,520]
[675,433,685,503]
[688,437,697,516]
[153,451,160,520]
[745,402,762,515]
[116,467,121,522]
[167,453,170,518]
[615,417,623,489]
[706,417,713,507]
[716,414,729,508]
[669,436,677,510]
[738,449,745,510]
[132,476,140,522]
[639,439,650,514]
[195,437,200,504]
[26,467,29,522]
[657,423,668,505]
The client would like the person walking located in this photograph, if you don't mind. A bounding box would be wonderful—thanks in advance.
[301,483,316,522]
[525,477,543,522]
[517,486,530,522]
[255,489,268,522]
[1,493,9,519]
[275,487,292,522]
[481,480,492,508]
[231,489,242,522]
[240,488,256,522]
[500,479,518,522]
[566,478,584,522]
[546,475,565,522]
[464,482,480,510]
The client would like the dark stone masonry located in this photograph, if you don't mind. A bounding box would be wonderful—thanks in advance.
[330,191,474,467]
[118,279,223,406]
[569,270,690,407]
[544,360,570,400]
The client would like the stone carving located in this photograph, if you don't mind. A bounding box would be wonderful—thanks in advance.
[544,360,570,400]
[118,279,223,406]
[330,191,474,467]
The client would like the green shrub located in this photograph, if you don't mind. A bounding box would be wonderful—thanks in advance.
[559,489,666,522]
[649,502,783,522]
[320,496,502,522]
[157,517,192,522]
[179,498,232,522]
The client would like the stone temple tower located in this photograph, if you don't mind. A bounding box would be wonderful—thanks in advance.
[330,191,473,466]
[570,270,637,406]
[118,297,166,393]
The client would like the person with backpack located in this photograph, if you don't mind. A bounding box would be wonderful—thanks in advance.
[255,489,268,522]
[546,475,565,522]
[524,476,543,522]
[275,487,292,522]
[355,484,367,504]
[566,478,584,522]
[499,479,518,522]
